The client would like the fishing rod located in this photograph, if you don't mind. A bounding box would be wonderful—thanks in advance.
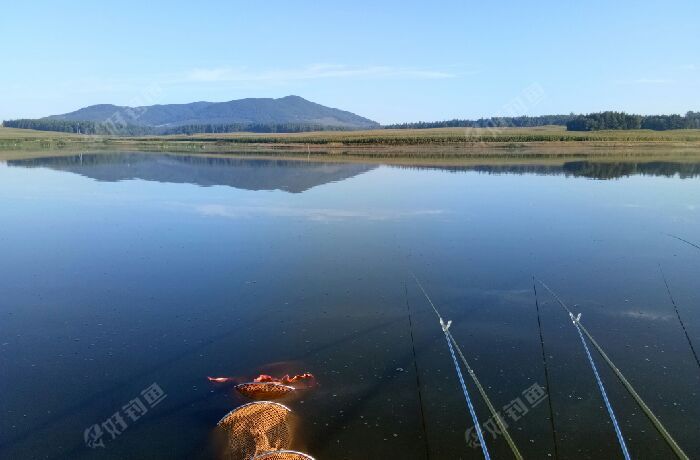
[536,279,630,459]
[537,278,690,460]
[412,273,524,460]
[573,311,631,459]
[532,278,559,459]
[411,274,490,459]
[403,283,432,460]
[658,265,700,370]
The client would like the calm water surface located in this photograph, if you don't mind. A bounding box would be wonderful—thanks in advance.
[1,152,699,459]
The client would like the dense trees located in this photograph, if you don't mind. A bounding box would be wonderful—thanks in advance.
[567,111,700,131]
[384,115,576,130]
[5,111,700,135]
[385,112,700,132]
[164,123,349,135]
[2,118,151,135]
[1,119,353,135]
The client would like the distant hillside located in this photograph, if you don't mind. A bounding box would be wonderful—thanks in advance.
[46,95,379,130]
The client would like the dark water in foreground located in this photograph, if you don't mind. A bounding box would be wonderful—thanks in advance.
[1,152,699,459]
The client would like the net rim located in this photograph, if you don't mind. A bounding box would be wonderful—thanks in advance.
[252,450,315,460]
[217,401,292,426]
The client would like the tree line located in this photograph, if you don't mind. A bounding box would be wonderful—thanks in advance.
[566,111,700,131]
[383,115,576,130]
[2,119,152,135]
[385,112,700,131]
[5,111,700,135]
[1,119,358,135]
[163,123,350,135]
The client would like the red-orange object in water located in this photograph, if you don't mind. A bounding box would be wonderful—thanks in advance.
[253,450,315,460]
[235,382,295,400]
[254,373,315,388]
[208,376,236,383]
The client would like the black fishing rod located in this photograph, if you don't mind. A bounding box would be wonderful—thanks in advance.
[536,278,690,460]
[532,277,560,459]
[658,264,700,370]
[403,283,431,460]
[411,273,524,460]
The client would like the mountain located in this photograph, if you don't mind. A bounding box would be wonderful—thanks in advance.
[47,95,379,129]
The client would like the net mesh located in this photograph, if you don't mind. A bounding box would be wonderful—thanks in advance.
[235,382,295,400]
[252,450,315,460]
[217,402,293,460]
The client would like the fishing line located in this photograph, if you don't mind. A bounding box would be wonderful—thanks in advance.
[532,277,560,459]
[442,320,491,460]
[447,333,523,460]
[412,273,516,460]
[534,280,630,458]
[537,278,690,460]
[411,274,491,459]
[404,283,432,460]
[412,273,523,459]
[658,264,700,370]
[570,312,631,460]
[664,233,700,251]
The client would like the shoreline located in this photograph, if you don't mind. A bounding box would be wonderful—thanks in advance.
[3,145,700,168]
[2,126,700,161]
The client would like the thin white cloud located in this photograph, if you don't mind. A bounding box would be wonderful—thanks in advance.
[195,203,445,222]
[615,78,674,85]
[185,64,456,83]
[634,78,674,84]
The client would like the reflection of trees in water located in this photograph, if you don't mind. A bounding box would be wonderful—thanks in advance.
[8,153,700,181]
[7,153,378,193]
[394,161,700,179]
[561,161,700,179]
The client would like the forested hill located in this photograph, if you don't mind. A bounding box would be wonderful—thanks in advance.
[2,96,378,134]
[4,106,700,135]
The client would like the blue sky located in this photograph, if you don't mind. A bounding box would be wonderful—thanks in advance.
[1,1,698,124]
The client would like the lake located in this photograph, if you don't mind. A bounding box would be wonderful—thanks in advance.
[1,152,699,459]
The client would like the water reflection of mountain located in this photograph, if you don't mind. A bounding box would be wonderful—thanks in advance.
[7,154,700,185]
[7,153,378,193]
[399,161,700,179]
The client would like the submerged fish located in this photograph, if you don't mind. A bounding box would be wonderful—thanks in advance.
[235,382,295,400]
[208,376,236,383]
[207,372,316,390]
[254,373,315,388]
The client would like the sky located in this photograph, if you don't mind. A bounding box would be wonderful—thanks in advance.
[1,0,698,124]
